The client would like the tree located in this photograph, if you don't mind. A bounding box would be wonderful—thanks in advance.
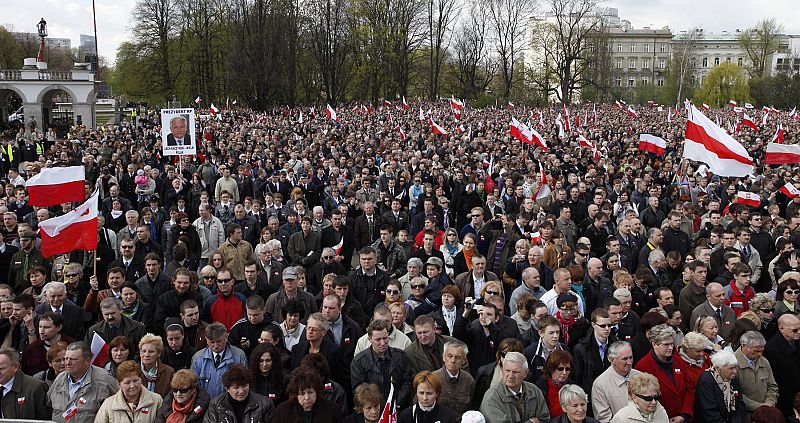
[131,0,179,101]
[451,4,495,99]
[670,28,699,105]
[738,18,784,78]
[694,62,749,108]
[528,0,602,104]
[306,0,354,102]
[485,0,531,99]
[427,0,460,100]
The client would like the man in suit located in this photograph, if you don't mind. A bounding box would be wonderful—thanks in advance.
[35,282,85,340]
[354,201,382,250]
[321,293,363,365]
[690,282,737,340]
[0,348,51,419]
[166,115,192,146]
[380,199,410,235]
[764,314,800,416]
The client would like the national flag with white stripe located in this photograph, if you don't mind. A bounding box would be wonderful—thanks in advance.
[638,134,666,156]
[684,103,754,177]
[450,97,464,110]
[741,114,758,131]
[402,96,409,110]
[765,142,800,165]
[430,117,448,135]
[326,104,338,121]
[90,331,110,367]
[26,166,86,207]
[39,189,99,257]
[626,106,639,119]
[780,182,800,199]
[535,162,551,200]
[736,191,761,208]
[772,123,785,144]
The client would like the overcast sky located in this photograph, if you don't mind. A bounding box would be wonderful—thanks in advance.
[1,0,800,67]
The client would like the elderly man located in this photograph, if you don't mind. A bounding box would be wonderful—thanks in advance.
[0,347,50,419]
[85,297,147,357]
[689,282,736,339]
[191,322,247,397]
[509,267,546,315]
[480,351,550,423]
[232,204,261,246]
[591,341,640,422]
[48,342,119,423]
[735,331,778,419]
[454,253,500,301]
[289,312,343,378]
[265,266,317,322]
[35,282,84,340]
[433,340,474,415]
[351,319,412,407]
[764,314,800,416]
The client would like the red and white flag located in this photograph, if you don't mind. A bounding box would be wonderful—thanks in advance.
[530,231,542,244]
[378,382,397,423]
[395,125,406,140]
[762,111,769,127]
[667,108,672,124]
[332,237,344,256]
[90,331,109,367]
[402,96,409,110]
[556,113,565,138]
[702,103,710,111]
[419,108,425,121]
[684,103,754,177]
[577,134,594,150]
[736,191,761,208]
[209,103,219,115]
[430,117,448,135]
[638,134,666,156]
[38,189,99,257]
[535,162,551,200]
[772,123,785,144]
[507,102,515,109]
[765,142,800,164]
[562,105,571,132]
[383,99,392,108]
[510,117,534,145]
[326,104,338,121]
[741,113,758,131]
[790,107,797,118]
[728,100,737,107]
[26,166,86,207]
[450,97,464,110]
[626,106,639,119]
[780,183,800,199]
[614,99,624,110]
[592,103,598,126]
[194,96,202,104]
[457,124,466,134]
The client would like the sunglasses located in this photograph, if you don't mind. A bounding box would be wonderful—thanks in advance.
[636,394,661,402]
[217,278,233,284]
[785,290,798,295]
[411,284,425,289]
[385,289,400,294]
[758,308,775,313]
[66,273,80,278]
[486,290,499,296]
[595,323,612,328]
[322,256,334,260]
[556,366,572,372]
[203,275,215,279]
[172,387,193,394]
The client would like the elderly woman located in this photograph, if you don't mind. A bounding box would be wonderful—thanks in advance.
[548,384,599,423]
[204,364,274,422]
[405,276,428,311]
[635,324,695,421]
[694,350,746,423]
[774,278,800,319]
[273,366,342,423]
[343,383,383,423]
[397,371,458,423]
[32,340,67,387]
[677,332,712,386]
[610,373,669,423]
[106,336,132,376]
[398,258,428,299]
[300,353,348,415]
[750,293,778,339]
[535,350,576,418]
[249,342,288,403]
[96,360,164,423]
[155,369,211,423]
[695,315,724,350]
[139,333,176,398]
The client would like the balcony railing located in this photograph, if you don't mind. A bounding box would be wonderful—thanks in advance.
[0,70,21,80]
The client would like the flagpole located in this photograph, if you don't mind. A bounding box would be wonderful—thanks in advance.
[93,249,97,277]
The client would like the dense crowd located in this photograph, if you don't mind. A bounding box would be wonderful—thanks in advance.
[0,100,797,423]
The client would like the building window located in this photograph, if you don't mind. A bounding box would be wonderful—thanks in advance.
[738,57,743,66]
[642,58,650,69]
[690,58,697,68]
[630,43,636,53]
[659,59,666,69]
[657,77,665,86]
[660,44,666,53]
[615,76,622,86]
[642,76,649,85]
[617,43,623,53]
[714,57,720,66]
[703,57,708,67]
[628,77,635,87]
[644,43,650,53]
[794,58,800,71]
[726,57,731,62]
[615,59,623,69]
[629,59,636,69]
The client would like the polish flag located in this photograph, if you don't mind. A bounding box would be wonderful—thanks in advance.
[38,189,99,257]
[402,96,409,110]
[772,123,785,144]
[535,162,551,200]
[761,111,769,127]
[744,103,754,109]
[667,108,672,124]
[26,166,86,207]
[90,331,110,367]
[577,135,594,149]
[614,99,624,110]
[209,103,219,115]
[702,103,710,111]
[736,191,761,208]
[684,103,753,177]
[790,107,797,118]
[626,106,639,119]
[741,114,758,131]
[562,105,571,132]
[453,109,462,120]
[383,99,392,108]
[457,124,466,134]
[430,117,448,135]
[361,104,369,114]
[395,126,406,140]
[638,134,666,156]
[507,102,515,109]
[377,381,397,423]
[450,97,464,110]
[510,117,535,145]
[530,231,542,244]
[555,114,565,139]
[332,236,344,256]
[592,103,598,126]
[298,112,304,124]
[780,183,800,199]
[326,104,338,121]
[765,142,800,165]
[728,100,737,107]
[194,96,202,104]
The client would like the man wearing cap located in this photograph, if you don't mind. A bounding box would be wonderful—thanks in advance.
[265,266,317,322]
[8,229,46,293]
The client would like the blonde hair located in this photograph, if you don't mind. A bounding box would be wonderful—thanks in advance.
[479,280,504,299]
[138,333,164,355]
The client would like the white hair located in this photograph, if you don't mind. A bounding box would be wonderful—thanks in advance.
[710,350,738,368]
[502,351,528,369]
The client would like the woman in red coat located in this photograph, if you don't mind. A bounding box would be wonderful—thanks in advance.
[635,323,695,423]
[676,332,712,386]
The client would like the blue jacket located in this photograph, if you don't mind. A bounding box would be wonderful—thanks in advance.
[191,344,247,397]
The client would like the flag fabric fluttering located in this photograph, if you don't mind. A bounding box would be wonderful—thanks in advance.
[765,142,800,164]
[194,96,202,104]
[684,103,754,177]
[90,332,110,366]
[638,134,666,156]
[535,162,551,200]
[26,166,86,207]
[626,106,639,119]
[38,189,99,257]
[402,96,409,110]
[780,182,800,199]
[736,191,761,208]
[772,123,785,144]
[209,103,219,115]
[450,97,464,110]
[562,105,571,132]
[741,114,758,131]
[430,117,448,135]
[394,126,406,140]
[378,382,397,423]
[326,104,338,122]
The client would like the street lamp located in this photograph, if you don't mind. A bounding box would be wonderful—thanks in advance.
[36,18,47,62]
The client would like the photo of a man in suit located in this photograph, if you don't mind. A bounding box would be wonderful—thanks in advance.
[166,115,192,146]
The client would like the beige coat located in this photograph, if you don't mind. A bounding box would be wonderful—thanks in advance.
[592,367,641,423]
[734,347,779,412]
[96,388,163,423]
[48,365,120,423]
[610,402,669,423]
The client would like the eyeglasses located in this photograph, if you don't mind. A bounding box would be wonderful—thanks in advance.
[556,366,572,372]
[785,290,798,295]
[322,256,334,260]
[486,290,499,296]
[120,245,134,249]
[217,278,233,284]
[575,251,587,257]
[594,323,612,328]
[66,273,80,278]
[172,387,193,394]
[411,284,425,289]
[385,289,400,294]
[635,394,661,402]
[758,308,775,313]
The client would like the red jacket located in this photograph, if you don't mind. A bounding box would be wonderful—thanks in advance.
[724,282,755,317]
[635,350,695,419]
[204,292,246,330]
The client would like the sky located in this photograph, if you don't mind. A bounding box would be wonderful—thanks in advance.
[1,0,800,67]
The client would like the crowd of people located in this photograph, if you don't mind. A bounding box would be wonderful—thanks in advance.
[0,100,797,423]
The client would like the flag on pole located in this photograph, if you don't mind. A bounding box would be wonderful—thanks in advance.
[562,105,571,132]
[225,97,230,110]
[298,111,304,124]
[736,191,761,207]
[194,96,202,104]
[450,97,464,110]
[26,166,86,207]
[402,96,409,110]
[702,103,710,111]
[507,102,515,109]
[90,332,110,366]
[741,114,758,131]
[772,123,785,144]
[535,162,551,200]
[728,100,737,107]
[684,103,753,177]
[638,134,666,155]
[209,103,219,115]
[38,189,99,257]
[780,183,800,199]
[556,113,565,139]
[530,231,542,244]
[592,103,598,126]
[378,382,397,423]
[626,106,639,119]
[765,142,800,164]
[395,126,406,140]
[790,107,797,118]
[761,111,769,127]
[326,104,338,122]
[430,117,448,135]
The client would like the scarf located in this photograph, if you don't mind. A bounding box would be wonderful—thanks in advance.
[446,243,459,255]
[556,310,577,345]
[571,284,585,308]
[784,300,795,312]
[463,249,475,272]
[710,367,736,414]
[677,346,707,368]
[633,404,657,422]
[142,363,158,392]
[166,391,196,423]
[122,301,140,318]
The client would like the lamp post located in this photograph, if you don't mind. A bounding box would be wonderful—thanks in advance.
[36,18,47,63]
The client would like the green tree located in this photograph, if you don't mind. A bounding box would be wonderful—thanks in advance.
[738,18,784,78]
[694,62,749,107]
